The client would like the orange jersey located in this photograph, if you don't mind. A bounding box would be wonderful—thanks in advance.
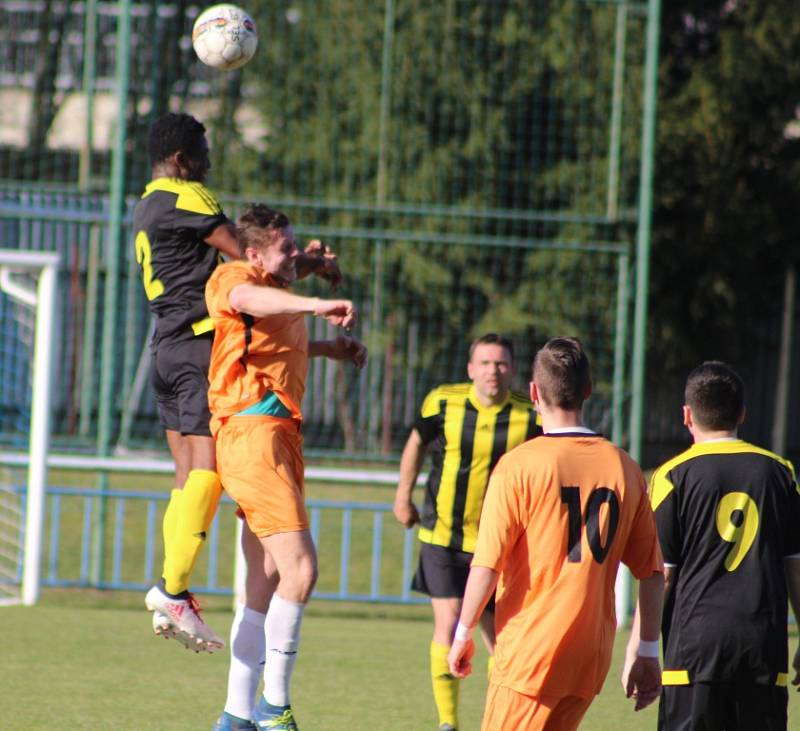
[473,433,663,700]
[205,261,308,435]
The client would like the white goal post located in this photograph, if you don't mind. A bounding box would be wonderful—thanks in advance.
[0,250,59,605]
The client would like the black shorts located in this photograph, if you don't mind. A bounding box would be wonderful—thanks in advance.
[411,542,495,610]
[150,333,213,437]
[659,681,788,731]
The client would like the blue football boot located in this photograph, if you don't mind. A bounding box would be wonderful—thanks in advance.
[253,697,299,730]
[211,711,257,730]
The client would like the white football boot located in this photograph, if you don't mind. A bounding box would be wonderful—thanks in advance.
[145,584,225,653]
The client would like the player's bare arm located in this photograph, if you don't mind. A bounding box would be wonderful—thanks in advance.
[448,565,499,678]
[624,570,665,711]
[204,221,241,259]
[785,557,800,690]
[308,335,367,368]
[228,283,356,327]
[393,429,426,528]
[295,239,342,288]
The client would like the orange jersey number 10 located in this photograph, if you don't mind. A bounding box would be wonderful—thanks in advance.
[135,231,165,300]
[561,486,620,564]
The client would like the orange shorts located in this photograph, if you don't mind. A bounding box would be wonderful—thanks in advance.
[481,683,593,731]
[215,415,307,537]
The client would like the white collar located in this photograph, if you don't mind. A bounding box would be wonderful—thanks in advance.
[544,426,596,435]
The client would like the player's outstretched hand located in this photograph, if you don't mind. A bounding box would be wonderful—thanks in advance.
[448,637,475,679]
[625,656,661,711]
[314,299,357,329]
[392,498,420,528]
[792,644,800,691]
[328,335,367,368]
[304,239,342,289]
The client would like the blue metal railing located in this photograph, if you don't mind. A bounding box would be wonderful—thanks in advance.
[19,486,426,604]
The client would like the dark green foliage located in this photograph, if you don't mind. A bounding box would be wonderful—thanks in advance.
[650,1,800,373]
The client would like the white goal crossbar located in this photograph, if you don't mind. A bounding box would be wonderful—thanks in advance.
[0,250,59,605]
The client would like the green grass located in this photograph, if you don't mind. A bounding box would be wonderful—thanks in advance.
[6,468,800,729]
[3,594,799,730]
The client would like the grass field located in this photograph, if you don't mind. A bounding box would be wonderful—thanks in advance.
[3,591,799,730]
[5,468,800,729]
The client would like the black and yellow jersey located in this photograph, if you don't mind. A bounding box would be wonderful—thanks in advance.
[651,439,800,687]
[416,382,540,552]
[132,177,230,344]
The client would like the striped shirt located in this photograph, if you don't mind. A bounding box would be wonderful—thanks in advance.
[415,382,540,552]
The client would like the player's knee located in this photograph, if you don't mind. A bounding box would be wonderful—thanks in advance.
[278,558,317,603]
[295,559,318,600]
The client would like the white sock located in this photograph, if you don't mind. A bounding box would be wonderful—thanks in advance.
[262,594,305,707]
[224,604,266,720]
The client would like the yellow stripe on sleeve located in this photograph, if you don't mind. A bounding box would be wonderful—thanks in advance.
[662,670,690,685]
[191,316,215,336]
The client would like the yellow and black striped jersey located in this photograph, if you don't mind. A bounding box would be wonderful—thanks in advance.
[132,177,230,344]
[415,382,540,552]
[651,439,800,687]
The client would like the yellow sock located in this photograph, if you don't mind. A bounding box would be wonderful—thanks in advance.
[431,640,458,729]
[161,488,182,577]
[162,470,222,595]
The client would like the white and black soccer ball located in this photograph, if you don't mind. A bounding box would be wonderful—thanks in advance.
[192,4,258,71]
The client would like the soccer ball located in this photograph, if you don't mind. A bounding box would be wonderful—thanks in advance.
[192,4,258,71]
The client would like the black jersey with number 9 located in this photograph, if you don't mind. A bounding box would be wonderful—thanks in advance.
[651,440,800,686]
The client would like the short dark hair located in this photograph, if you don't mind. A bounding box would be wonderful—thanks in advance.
[236,204,291,257]
[532,336,591,410]
[468,333,514,362]
[148,112,207,167]
[684,361,744,431]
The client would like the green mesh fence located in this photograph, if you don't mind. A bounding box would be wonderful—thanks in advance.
[0,0,654,458]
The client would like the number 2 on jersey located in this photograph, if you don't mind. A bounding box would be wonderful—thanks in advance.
[715,492,759,571]
[135,231,164,300]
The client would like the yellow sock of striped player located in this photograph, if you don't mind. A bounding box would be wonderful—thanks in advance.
[162,470,222,595]
[161,488,182,580]
[430,640,459,729]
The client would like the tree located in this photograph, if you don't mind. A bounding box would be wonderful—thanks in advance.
[649,1,800,374]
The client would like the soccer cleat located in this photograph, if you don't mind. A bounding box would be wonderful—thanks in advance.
[152,609,177,639]
[438,726,457,731]
[144,584,225,653]
[253,697,299,730]
[212,711,258,731]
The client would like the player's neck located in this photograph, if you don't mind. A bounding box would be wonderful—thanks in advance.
[151,162,184,180]
[539,407,585,433]
[474,392,507,408]
[691,427,738,443]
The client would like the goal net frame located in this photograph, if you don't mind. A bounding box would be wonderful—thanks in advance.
[0,250,58,605]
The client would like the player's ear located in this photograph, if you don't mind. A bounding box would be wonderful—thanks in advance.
[584,380,592,400]
[682,405,692,428]
[529,381,538,404]
[737,406,746,426]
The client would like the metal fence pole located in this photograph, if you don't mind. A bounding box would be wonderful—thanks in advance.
[629,0,661,465]
[78,0,98,189]
[367,0,396,452]
[93,0,133,585]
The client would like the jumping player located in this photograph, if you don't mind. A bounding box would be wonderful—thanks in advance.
[205,204,366,731]
[134,113,339,652]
